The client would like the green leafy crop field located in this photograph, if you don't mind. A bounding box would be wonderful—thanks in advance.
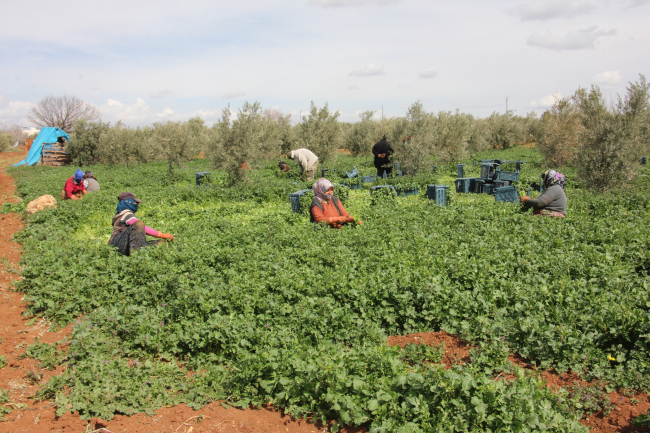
[5,148,650,432]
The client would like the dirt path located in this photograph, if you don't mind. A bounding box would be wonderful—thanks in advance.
[0,149,648,432]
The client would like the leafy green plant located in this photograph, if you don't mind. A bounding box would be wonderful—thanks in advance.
[369,186,396,206]
[400,341,444,365]
[564,383,615,417]
[0,356,6,369]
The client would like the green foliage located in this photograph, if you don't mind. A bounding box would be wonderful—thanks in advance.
[5,151,650,430]
[20,339,63,370]
[207,102,284,184]
[537,96,583,167]
[0,355,6,369]
[564,383,615,418]
[0,132,12,153]
[369,186,396,206]
[346,111,379,156]
[296,101,342,164]
[573,75,649,191]
[400,341,444,365]
[633,408,650,428]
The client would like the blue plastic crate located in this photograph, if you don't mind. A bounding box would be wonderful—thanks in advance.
[480,163,495,180]
[494,186,519,204]
[495,179,510,188]
[362,174,376,183]
[370,185,396,196]
[470,178,484,194]
[346,166,359,178]
[289,189,313,213]
[496,170,520,182]
[483,183,496,195]
[426,185,450,206]
[457,164,466,178]
[455,178,471,193]
[195,171,212,186]
[396,185,418,197]
[642,156,648,165]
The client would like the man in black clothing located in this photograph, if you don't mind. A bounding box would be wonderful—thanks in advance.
[372,135,394,178]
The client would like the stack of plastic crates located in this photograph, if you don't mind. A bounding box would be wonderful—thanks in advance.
[426,185,450,206]
[289,189,313,213]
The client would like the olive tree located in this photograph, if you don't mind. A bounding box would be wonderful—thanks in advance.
[152,118,204,176]
[295,101,342,164]
[207,101,283,184]
[29,95,100,132]
[574,75,650,191]
[346,110,379,156]
[536,96,584,167]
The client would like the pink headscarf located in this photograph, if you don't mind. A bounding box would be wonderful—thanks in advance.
[313,178,334,203]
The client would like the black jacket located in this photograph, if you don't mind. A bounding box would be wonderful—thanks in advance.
[372,139,393,169]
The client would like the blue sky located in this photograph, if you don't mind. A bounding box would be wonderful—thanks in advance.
[1,0,648,127]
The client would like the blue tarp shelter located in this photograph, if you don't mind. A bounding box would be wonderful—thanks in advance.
[13,127,70,166]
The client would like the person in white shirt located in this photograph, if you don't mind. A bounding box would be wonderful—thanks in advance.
[287,149,319,181]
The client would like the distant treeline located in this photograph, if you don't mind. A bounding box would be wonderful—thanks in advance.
[62,74,650,190]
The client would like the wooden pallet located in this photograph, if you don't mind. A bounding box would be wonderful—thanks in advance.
[42,145,70,166]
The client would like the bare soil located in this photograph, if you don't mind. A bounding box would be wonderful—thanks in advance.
[1,148,648,432]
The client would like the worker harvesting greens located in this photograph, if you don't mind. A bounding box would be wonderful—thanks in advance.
[520,170,567,217]
[61,169,87,200]
[309,178,361,228]
[108,192,174,256]
[287,148,318,181]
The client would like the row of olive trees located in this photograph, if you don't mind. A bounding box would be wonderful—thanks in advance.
[0,124,26,152]
[536,74,649,191]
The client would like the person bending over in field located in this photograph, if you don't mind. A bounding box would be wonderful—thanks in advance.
[278,161,291,172]
[287,148,318,181]
[61,169,87,200]
[519,170,567,217]
[108,192,174,256]
[82,171,100,192]
[310,178,361,228]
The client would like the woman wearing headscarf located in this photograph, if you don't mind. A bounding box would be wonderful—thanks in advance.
[309,178,360,228]
[82,171,100,192]
[108,192,174,256]
[520,170,567,217]
[61,169,87,200]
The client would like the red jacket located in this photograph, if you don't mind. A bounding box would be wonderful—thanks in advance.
[64,177,86,198]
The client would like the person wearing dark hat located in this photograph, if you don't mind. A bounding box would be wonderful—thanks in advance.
[61,169,87,200]
[82,171,100,192]
[372,135,393,178]
[108,192,174,256]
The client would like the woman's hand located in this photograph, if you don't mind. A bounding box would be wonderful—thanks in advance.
[158,233,174,240]
[519,196,530,203]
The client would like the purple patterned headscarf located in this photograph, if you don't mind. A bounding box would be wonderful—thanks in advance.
[542,169,566,189]
[313,178,334,203]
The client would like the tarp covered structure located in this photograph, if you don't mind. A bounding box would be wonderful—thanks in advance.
[13,127,70,166]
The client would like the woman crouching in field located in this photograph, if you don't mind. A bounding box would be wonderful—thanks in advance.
[309,178,361,228]
[108,192,174,255]
[520,170,567,217]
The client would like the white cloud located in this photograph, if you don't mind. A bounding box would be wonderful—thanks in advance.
[0,100,34,126]
[151,90,174,99]
[530,93,562,107]
[99,97,151,122]
[348,85,360,90]
[349,64,386,77]
[156,108,174,117]
[527,26,616,50]
[626,0,650,7]
[592,70,622,85]
[419,69,439,79]
[222,91,247,99]
[508,0,596,21]
[309,0,399,8]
